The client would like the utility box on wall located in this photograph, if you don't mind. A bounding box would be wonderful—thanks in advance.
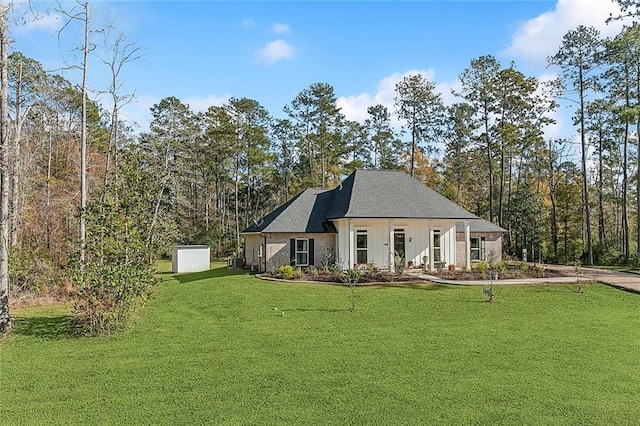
[172,245,210,273]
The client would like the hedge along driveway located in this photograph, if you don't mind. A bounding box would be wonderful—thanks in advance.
[1,264,640,425]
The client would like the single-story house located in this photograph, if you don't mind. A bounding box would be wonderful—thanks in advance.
[242,169,506,272]
[455,218,507,266]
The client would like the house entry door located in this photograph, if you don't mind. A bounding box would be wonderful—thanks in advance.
[394,230,405,264]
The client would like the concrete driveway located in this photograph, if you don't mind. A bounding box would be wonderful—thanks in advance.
[544,264,640,294]
[410,264,640,294]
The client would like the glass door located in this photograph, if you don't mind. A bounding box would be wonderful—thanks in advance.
[394,230,405,265]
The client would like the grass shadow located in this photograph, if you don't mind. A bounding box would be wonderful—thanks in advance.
[292,307,351,313]
[173,266,253,283]
[370,283,452,291]
[11,314,79,339]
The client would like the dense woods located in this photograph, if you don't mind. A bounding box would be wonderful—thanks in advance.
[1,1,640,332]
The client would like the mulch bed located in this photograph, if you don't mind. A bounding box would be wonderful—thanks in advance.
[303,273,424,284]
[261,264,573,284]
[429,264,571,280]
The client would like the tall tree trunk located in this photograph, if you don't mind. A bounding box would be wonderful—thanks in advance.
[622,66,630,265]
[410,107,416,177]
[234,157,240,256]
[0,1,11,332]
[46,130,53,250]
[498,137,505,227]
[622,121,629,264]
[507,149,514,223]
[636,69,640,259]
[579,67,593,265]
[102,100,118,204]
[79,2,89,265]
[597,130,605,247]
[548,141,559,263]
[455,145,462,205]
[10,62,25,248]
[483,102,494,223]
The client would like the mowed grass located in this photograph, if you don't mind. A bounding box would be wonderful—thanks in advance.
[1,263,639,425]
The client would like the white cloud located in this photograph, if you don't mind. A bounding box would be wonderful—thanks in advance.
[503,0,628,66]
[183,94,230,112]
[120,95,157,133]
[337,69,460,127]
[436,80,463,107]
[272,23,290,34]
[255,39,295,64]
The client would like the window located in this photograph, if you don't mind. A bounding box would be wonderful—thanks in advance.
[433,231,441,262]
[470,237,486,261]
[356,230,368,264]
[295,239,309,266]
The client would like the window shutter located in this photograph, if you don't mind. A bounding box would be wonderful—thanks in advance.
[290,239,295,266]
[309,239,315,265]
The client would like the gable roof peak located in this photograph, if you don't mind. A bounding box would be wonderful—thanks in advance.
[328,168,478,220]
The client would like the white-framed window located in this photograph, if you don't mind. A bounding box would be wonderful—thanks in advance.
[356,230,368,264]
[295,238,309,266]
[433,230,442,262]
[470,237,486,261]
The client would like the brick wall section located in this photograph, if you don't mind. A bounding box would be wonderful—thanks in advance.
[244,233,337,272]
[455,232,503,267]
[245,234,262,270]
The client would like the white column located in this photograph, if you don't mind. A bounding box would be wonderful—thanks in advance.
[464,220,471,270]
[348,219,354,269]
[429,222,434,270]
[388,220,394,270]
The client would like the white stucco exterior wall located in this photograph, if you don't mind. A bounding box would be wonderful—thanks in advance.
[334,219,460,270]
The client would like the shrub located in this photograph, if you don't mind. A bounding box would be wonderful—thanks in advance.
[476,261,489,278]
[361,263,378,279]
[278,265,294,280]
[321,248,335,272]
[493,260,508,275]
[394,252,405,274]
[328,260,345,282]
[434,261,446,274]
[342,268,362,285]
[9,248,66,296]
[72,201,157,336]
[74,261,155,335]
[292,267,304,279]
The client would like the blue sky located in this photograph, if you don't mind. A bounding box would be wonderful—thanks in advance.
[10,0,631,138]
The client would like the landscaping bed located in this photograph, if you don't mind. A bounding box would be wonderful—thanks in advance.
[265,262,572,284]
[265,264,426,284]
[428,262,572,280]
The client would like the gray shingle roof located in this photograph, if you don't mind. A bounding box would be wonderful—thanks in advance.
[242,188,335,233]
[242,169,479,234]
[327,169,478,219]
[455,218,508,233]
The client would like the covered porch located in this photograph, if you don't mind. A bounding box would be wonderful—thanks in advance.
[334,218,472,271]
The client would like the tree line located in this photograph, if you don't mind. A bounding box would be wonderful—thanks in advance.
[1,0,640,333]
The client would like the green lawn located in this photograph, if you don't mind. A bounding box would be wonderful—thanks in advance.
[1,263,639,425]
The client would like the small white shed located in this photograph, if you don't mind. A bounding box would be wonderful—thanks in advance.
[172,245,210,273]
